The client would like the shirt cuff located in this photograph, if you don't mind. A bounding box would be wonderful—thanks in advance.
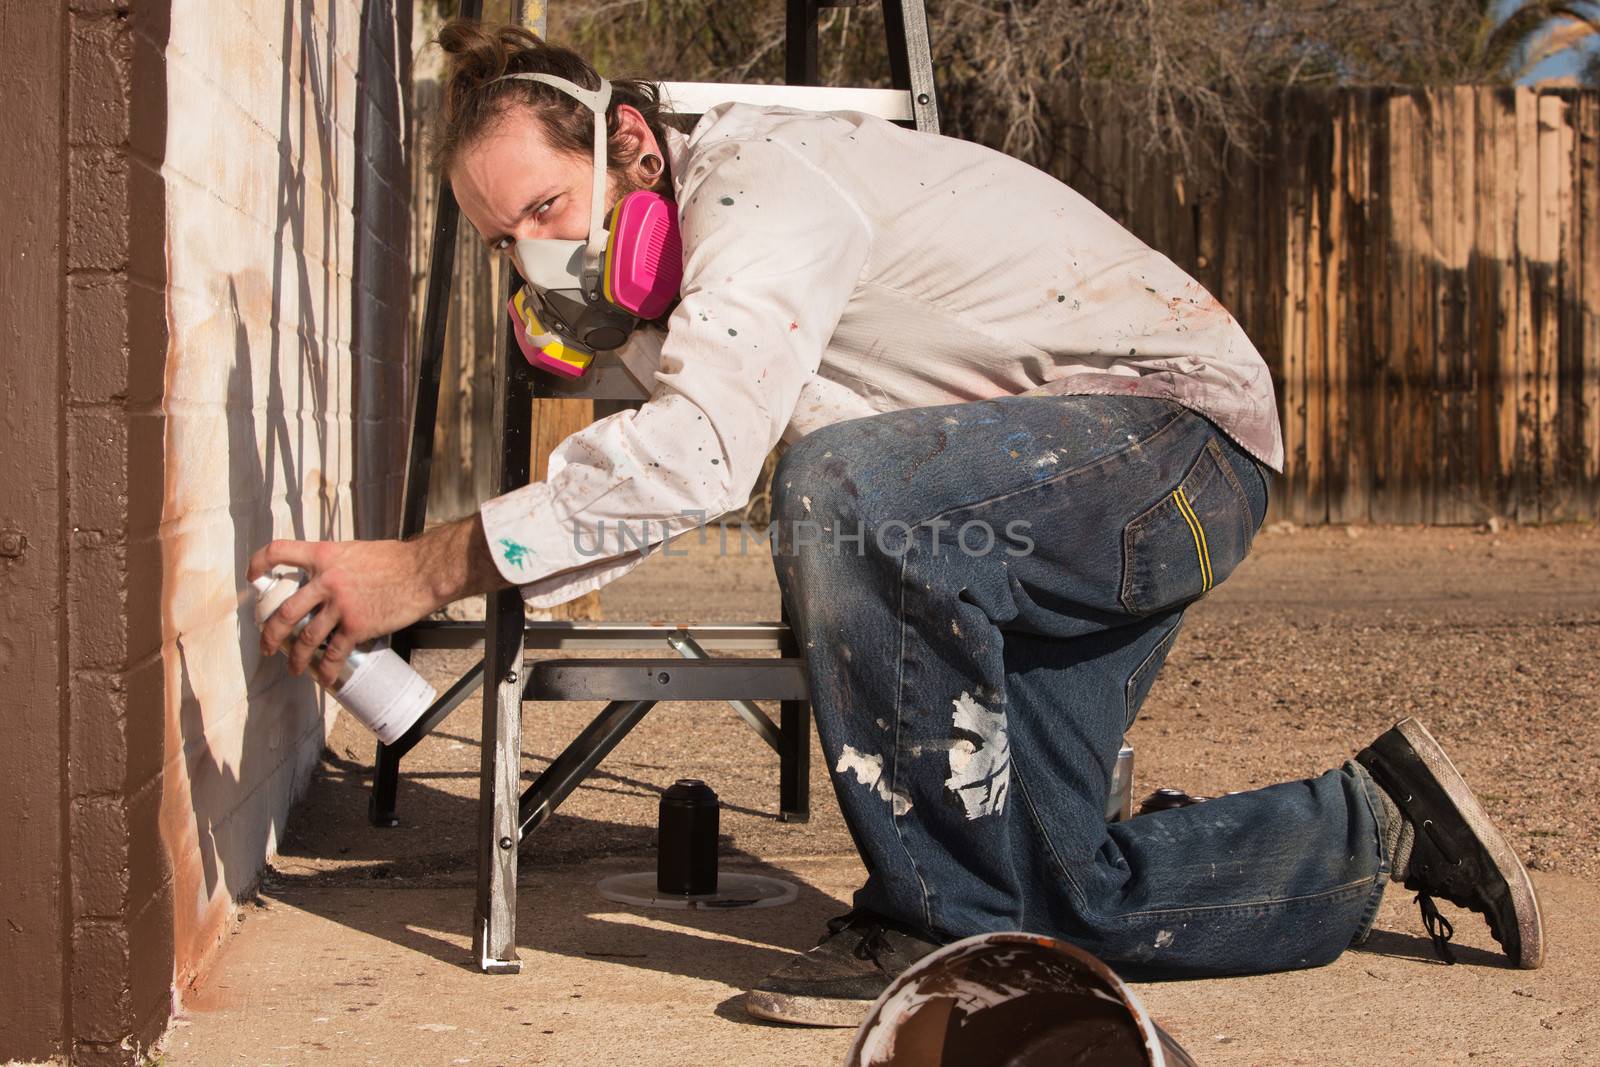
[479,480,657,609]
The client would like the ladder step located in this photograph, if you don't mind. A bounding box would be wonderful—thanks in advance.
[407,620,796,652]
[527,657,810,702]
[658,81,914,122]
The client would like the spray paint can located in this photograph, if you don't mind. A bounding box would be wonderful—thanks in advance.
[251,572,437,745]
[657,779,719,895]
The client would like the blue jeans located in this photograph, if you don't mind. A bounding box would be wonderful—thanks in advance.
[768,394,1392,978]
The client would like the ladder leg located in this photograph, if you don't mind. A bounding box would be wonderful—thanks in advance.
[881,0,941,133]
[369,743,402,827]
[779,697,812,823]
[776,601,811,822]
[785,0,822,85]
[475,586,526,974]
[473,268,534,975]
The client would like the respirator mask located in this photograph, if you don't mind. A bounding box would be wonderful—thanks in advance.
[491,72,683,378]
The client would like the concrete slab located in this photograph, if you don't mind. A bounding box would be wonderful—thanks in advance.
[156,525,1600,1065]
[162,858,1596,1066]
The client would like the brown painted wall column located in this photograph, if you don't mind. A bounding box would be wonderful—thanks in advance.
[0,1,173,1063]
[0,2,69,1058]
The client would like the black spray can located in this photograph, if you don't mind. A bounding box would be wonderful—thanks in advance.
[657,779,719,895]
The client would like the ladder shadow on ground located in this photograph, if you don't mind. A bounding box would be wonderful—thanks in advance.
[266,733,849,987]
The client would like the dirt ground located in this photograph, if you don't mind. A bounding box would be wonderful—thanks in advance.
[158,522,1600,1065]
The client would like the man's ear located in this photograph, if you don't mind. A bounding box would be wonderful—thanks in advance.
[613,103,659,165]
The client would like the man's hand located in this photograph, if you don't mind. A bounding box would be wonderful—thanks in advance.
[247,514,510,687]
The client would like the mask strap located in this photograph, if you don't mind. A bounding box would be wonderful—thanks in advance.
[489,73,614,285]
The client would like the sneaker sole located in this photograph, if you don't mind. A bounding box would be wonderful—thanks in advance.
[743,989,872,1028]
[1385,718,1545,969]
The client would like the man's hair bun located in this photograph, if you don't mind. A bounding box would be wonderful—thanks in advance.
[431,18,667,183]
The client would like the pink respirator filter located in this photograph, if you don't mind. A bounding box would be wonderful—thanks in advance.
[604,191,683,321]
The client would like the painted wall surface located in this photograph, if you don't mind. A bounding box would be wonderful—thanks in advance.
[158,0,410,994]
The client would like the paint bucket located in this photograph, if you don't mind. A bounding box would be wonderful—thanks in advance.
[846,932,1197,1067]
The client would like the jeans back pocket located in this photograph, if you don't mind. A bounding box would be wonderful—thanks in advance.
[1119,436,1255,616]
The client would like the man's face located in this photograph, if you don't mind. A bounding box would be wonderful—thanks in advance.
[451,104,653,276]
[451,105,608,268]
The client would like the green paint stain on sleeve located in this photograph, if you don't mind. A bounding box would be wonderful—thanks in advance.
[719,196,735,206]
[499,538,532,568]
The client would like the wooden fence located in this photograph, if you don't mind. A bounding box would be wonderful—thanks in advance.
[410,83,1599,526]
[1056,85,1599,525]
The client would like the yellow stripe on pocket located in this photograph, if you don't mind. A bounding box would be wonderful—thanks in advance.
[1172,486,1213,591]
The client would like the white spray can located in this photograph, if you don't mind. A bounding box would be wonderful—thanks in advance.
[251,572,437,745]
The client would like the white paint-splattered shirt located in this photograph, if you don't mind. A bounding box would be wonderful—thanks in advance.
[480,103,1285,607]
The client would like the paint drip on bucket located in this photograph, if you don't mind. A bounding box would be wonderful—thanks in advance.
[251,572,436,744]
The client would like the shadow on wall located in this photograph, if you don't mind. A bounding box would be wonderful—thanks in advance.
[172,279,319,906]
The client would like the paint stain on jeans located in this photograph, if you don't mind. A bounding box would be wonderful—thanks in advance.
[837,744,913,816]
[945,691,1011,820]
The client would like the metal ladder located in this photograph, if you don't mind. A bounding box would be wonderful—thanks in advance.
[381,0,942,974]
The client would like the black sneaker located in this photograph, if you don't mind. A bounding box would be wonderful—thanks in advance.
[745,910,944,1027]
[1356,718,1545,969]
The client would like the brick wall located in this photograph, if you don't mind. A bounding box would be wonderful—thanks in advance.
[0,2,411,1062]
[0,0,175,1060]
[66,1,172,1062]
[159,0,413,1008]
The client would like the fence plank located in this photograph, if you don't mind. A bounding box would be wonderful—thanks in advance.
[1492,89,1520,521]
[1552,90,1583,523]
[1401,92,1429,524]
[1469,85,1498,524]
[1583,93,1600,519]
[1258,95,1287,525]
[1326,98,1353,523]
[1535,93,1563,520]
[1513,89,1541,522]
[1305,95,1330,524]
[1428,87,1452,524]
[1383,93,1412,524]
[1340,90,1374,525]
[1283,97,1309,523]
[1444,86,1476,523]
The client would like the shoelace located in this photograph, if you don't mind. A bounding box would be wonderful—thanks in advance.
[824,911,896,969]
[851,926,893,966]
[1415,891,1456,965]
